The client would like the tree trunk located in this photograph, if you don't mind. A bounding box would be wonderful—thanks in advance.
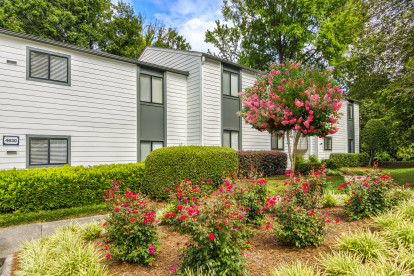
[286,130,302,173]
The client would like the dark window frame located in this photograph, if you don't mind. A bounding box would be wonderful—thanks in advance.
[348,102,354,120]
[271,134,285,150]
[27,135,70,168]
[27,47,70,86]
[140,140,164,160]
[140,74,164,105]
[324,136,333,151]
[222,70,239,98]
[223,130,239,150]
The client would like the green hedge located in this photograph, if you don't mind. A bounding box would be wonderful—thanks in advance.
[326,153,370,169]
[238,150,287,176]
[295,162,323,174]
[0,162,145,214]
[143,146,238,200]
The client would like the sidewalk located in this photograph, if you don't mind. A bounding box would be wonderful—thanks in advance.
[0,214,107,259]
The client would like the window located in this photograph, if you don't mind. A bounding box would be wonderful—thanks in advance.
[28,49,70,84]
[140,75,163,104]
[28,136,70,166]
[271,134,284,150]
[347,103,354,120]
[223,130,239,150]
[222,70,239,97]
[140,141,164,160]
[348,139,355,153]
[324,137,332,150]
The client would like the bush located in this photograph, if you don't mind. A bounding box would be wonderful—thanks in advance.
[362,119,388,165]
[344,170,407,220]
[270,261,322,276]
[319,251,363,276]
[233,178,269,224]
[329,153,370,168]
[104,187,159,265]
[295,162,322,174]
[143,146,238,199]
[378,161,414,168]
[0,162,145,213]
[321,191,338,208]
[323,158,339,170]
[172,181,250,275]
[238,150,287,176]
[18,223,107,275]
[334,230,390,261]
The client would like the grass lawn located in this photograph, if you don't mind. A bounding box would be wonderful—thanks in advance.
[345,167,414,186]
[0,203,107,228]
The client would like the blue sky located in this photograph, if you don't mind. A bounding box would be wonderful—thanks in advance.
[126,0,225,52]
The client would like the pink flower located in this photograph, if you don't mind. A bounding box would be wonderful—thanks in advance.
[143,219,149,224]
[335,219,340,223]
[130,218,136,222]
[238,215,244,219]
[172,266,177,272]
[209,234,215,241]
[105,245,108,250]
[266,224,270,229]
[103,222,107,226]
[106,253,111,259]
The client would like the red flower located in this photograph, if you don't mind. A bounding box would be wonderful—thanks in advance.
[130,218,136,222]
[335,219,340,223]
[358,198,362,200]
[209,234,215,241]
[297,209,301,213]
[106,253,111,259]
[143,219,149,224]
[346,217,350,219]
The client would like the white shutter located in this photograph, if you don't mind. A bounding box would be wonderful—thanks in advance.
[140,141,151,161]
[223,71,231,95]
[50,55,68,82]
[50,139,68,164]
[223,131,230,148]
[30,52,49,79]
[231,131,239,150]
[30,139,48,165]
[231,73,239,96]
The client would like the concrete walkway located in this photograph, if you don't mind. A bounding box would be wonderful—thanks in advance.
[0,214,107,259]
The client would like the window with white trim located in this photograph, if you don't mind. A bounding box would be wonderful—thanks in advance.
[29,136,70,166]
[28,50,69,84]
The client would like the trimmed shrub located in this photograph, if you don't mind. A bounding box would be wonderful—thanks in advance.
[329,153,369,168]
[143,146,238,199]
[0,162,145,213]
[238,150,287,176]
[322,158,339,170]
[378,161,414,168]
[295,162,322,174]
[362,119,388,165]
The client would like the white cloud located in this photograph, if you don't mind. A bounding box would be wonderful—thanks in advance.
[151,0,223,53]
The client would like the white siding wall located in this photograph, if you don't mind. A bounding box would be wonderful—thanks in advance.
[166,72,188,146]
[354,102,360,153]
[0,34,137,169]
[240,70,272,150]
[317,99,348,160]
[201,59,221,146]
[139,47,201,145]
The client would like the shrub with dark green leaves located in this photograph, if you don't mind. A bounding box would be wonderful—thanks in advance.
[238,150,287,176]
[104,187,158,265]
[362,119,388,165]
[295,162,322,174]
[0,162,146,213]
[143,146,238,200]
[344,170,407,220]
[329,153,369,168]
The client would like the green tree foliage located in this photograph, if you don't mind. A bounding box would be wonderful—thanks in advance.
[205,0,368,69]
[337,0,414,159]
[361,119,388,165]
[0,0,191,58]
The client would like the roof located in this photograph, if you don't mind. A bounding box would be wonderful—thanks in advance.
[0,28,189,76]
[142,46,261,74]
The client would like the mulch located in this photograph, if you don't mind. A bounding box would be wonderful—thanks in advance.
[10,207,374,276]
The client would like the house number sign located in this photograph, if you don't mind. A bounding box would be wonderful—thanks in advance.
[3,136,19,145]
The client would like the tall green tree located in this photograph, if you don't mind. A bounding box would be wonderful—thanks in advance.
[205,0,368,69]
[336,0,414,159]
[0,0,111,48]
[0,0,191,58]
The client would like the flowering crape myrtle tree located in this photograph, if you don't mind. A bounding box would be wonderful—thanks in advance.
[239,60,344,172]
